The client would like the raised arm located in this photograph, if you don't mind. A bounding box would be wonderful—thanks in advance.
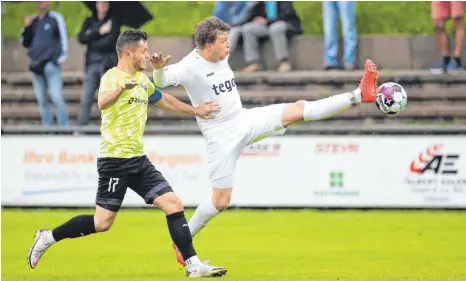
[150,52,191,88]
[20,16,37,48]
[97,74,137,110]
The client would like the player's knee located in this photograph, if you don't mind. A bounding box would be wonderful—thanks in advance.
[94,206,116,232]
[154,192,184,214]
[282,100,307,127]
[212,195,230,211]
[293,100,306,116]
[94,217,114,232]
[213,200,229,211]
[166,195,184,212]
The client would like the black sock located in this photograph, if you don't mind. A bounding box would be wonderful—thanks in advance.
[51,214,96,242]
[443,56,451,67]
[166,211,196,261]
[454,57,462,66]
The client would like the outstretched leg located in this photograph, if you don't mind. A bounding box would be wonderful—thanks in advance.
[27,165,130,270]
[28,205,116,269]
[281,59,378,128]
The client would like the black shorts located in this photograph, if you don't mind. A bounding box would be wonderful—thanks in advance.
[96,155,173,212]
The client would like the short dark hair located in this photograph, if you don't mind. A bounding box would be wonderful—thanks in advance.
[194,16,230,49]
[116,30,148,56]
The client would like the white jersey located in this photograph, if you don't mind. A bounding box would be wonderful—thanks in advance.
[153,49,242,134]
[154,50,287,187]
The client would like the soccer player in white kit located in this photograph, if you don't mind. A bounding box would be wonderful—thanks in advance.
[151,17,379,266]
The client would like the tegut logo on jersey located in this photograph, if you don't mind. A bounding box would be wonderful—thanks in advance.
[212,78,236,95]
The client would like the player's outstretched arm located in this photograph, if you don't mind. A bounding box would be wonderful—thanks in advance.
[154,92,220,119]
[150,52,190,88]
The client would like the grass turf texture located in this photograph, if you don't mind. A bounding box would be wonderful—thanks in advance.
[2,1,441,41]
[2,208,466,281]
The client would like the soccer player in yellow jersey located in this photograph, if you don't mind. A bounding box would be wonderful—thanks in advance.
[27,30,227,278]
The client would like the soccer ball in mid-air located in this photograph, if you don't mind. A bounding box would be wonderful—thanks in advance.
[375,82,408,115]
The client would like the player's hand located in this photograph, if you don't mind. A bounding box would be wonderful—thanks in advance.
[24,15,33,26]
[120,78,138,90]
[150,52,172,69]
[195,101,221,119]
[99,20,112,35]
[254,16,267,24]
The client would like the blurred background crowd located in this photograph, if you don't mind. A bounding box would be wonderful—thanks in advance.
[1,1,465,129]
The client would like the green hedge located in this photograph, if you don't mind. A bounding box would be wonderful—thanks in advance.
[2,1,436,40]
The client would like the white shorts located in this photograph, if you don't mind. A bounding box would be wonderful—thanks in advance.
[205,104,287,188]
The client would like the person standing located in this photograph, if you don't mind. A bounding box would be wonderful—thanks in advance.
[21,1,69,127]
[77,1,121,125]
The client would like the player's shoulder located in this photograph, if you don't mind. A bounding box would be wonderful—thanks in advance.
[180,49,203,68]
[101,67,121,80]
[102,67,118,77]
[135,70,150,81]
[136,71,153,89]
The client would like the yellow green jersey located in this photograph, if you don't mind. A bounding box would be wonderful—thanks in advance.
[98,67,162,158]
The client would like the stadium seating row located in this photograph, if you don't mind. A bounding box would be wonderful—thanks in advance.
[2,70,466,126]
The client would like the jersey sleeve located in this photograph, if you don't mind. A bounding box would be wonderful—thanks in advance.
[98,72,119,95]
[153,60,192,88]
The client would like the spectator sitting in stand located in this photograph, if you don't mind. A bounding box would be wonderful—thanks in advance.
[213,1,258,57]
[240,1,303,73]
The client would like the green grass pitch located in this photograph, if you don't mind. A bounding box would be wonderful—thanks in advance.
[2,208,465,281]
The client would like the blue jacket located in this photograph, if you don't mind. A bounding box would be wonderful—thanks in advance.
[20,10,68,64]
[214,1,257,27]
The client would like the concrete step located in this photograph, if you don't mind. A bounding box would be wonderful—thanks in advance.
[2,84,466,103]
[3,101,466,121]
[3,70,466,87]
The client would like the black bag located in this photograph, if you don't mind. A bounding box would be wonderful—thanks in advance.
[29,60,48,75]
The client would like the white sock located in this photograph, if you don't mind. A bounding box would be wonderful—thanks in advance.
[186,255,202,266]
[45,230,56,245]
[188,200,219,237]
[303,89,361,121]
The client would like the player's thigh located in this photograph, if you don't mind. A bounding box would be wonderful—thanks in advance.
[96,173,130,213]
[207,135,246,189]
[245,104,288,145]
[130,156,176,207]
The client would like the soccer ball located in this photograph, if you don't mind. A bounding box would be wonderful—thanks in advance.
[375,82,408,115]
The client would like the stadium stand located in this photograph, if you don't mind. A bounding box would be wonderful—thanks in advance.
[2,70,466,127]
[2,37,466,129]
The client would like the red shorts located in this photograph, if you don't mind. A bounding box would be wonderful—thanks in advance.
[431,1,465,20]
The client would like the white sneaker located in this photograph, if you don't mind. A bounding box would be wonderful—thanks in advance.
[28,229,53,269]
[186,261,227,278]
